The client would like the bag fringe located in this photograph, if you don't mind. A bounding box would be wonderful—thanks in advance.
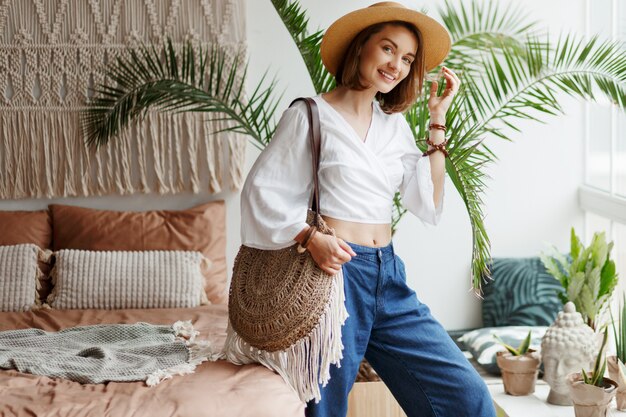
[221,269,349,404]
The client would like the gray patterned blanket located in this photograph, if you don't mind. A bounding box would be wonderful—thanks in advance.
[0,320,218,385]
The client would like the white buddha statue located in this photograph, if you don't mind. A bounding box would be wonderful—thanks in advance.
[541,302,597,406]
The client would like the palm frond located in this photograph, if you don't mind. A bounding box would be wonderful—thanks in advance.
[429,33,626,294]
[463,32,626,138]
[271,0,335,93]
[438,0,547,78]
[441,0,543,44]
[403,86,493,294]
[81,39,283,151]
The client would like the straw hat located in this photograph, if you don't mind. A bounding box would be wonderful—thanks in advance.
[320,1,452,75]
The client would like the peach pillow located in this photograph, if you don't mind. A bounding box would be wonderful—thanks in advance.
[50,202,227,304]
[0,210,52,248]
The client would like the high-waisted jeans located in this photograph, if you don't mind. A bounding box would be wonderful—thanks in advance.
[304,241,496,417]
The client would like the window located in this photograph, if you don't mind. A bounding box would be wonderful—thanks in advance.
[582,0,626,316]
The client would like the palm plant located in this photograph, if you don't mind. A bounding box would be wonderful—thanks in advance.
[82,0,626,295]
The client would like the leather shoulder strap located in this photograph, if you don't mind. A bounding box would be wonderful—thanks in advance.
[288,97,321,224]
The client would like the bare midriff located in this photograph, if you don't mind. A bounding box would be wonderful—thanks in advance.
[321,215,392,248]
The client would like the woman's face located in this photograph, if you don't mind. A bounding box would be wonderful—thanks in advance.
[357,24,418,94]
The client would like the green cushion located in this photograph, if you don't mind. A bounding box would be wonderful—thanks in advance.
[482,257,564,327]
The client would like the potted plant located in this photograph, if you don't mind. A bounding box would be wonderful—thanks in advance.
[540,228,619,331]
[608,293,626,410]
[494,331,540,396]
[567,329,618,417]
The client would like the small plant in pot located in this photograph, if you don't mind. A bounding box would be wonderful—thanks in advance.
[567,328,618,417]
[494,331,540,396]
[608,293,626,410]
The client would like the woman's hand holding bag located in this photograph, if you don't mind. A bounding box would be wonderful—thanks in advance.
[307,233,356,276]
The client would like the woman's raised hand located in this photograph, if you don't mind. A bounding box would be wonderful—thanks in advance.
[307,233,356,275]
[427,66,460,117]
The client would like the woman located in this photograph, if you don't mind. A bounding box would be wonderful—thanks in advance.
[240,2,496,417]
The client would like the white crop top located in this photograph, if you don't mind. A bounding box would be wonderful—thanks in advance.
[240,94,444,249]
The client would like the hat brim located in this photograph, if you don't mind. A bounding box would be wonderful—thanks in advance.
[320,6,451,75]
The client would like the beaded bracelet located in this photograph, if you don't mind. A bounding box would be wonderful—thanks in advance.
[422,137,449,158]
[429,123,447,132]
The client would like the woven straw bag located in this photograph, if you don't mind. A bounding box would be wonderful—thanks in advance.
[223,97,348,404]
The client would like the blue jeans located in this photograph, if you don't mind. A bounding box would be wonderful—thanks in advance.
[304,241,496,417]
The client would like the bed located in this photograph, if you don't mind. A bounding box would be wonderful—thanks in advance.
[0,201,304,417]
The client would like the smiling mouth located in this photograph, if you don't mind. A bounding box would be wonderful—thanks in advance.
[378,70,397,82]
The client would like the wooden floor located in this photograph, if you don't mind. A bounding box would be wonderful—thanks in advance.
[347,381,407,417]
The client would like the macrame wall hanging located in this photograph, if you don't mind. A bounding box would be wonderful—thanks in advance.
[0,0,247,199]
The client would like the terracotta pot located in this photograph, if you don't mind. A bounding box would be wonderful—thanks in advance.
[567,372,618,417]
[606,356,626,410]
[495,350,540,396]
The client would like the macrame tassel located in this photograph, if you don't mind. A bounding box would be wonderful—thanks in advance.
[149,112,170,194]
[184,112,200,193]
[46,113,60,197]
[202,117,221,193]
[0,114,8,197]
[8,115,17,195]
[77,124,92,196]
[60,113,77,196]
[163,113,176,192]
[133,119,151,193]
[228,128,246,190]
[31,112,43,197]
[92,139,106,195]
[104,138,116,194]
[110,132,125,194]
[29,114,42,196]
[14,113,26,197]
[171,114,186,192]
[214,119,224,189]
[118,125,134,194]
[221,270,349,404]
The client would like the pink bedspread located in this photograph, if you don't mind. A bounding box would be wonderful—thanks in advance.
[0,305,304,417]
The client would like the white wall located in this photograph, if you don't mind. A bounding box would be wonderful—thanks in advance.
[0,0,588,330]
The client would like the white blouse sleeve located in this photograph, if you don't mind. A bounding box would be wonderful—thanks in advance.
[240,101,313,249]
[397,115,444,226]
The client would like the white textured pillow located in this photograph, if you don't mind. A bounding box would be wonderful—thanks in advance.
[0,244,47,312]
[47,250,211,309]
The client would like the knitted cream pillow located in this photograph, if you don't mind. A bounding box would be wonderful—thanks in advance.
[0,244,49,312]
[47,250,211,309]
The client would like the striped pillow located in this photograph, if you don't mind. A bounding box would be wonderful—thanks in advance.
[47,250,210,309]
[0,244,46,312]
[458,326,547,375]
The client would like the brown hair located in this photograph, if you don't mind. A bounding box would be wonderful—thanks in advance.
[335,21,425,114]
